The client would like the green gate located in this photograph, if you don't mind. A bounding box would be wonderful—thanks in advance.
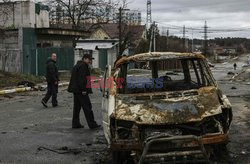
[99,49,108,70]
[22,28,74,75]
[35,48,74,76]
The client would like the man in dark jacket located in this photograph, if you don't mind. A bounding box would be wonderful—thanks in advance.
[68,54,100,129]
[41,53,59,108]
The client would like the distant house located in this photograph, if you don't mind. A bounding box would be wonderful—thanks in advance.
[214,46,224,55]
[224,47,237,55]
[90,23,147,55]
[213,46,237,56]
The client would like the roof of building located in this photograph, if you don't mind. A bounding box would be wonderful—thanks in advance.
[76,39,118,50]
[115,52,205,67]
[35,28,88,37]
[97,23,146,40]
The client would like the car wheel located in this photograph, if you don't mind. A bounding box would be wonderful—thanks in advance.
[112,151,134,164]
[212,144,232,163]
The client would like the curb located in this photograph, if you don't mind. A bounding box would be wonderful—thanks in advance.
[0,87,32,95]
[38,82,70,89]
[0,80,99,96]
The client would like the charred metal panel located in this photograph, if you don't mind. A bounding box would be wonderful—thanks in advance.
[115,52,205,68]
[113,87,222,124]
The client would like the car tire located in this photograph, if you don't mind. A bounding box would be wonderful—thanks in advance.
[212,144,232,163]
[112,151,134,164]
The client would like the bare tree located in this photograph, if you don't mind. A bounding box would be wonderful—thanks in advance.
[44,0,120,30]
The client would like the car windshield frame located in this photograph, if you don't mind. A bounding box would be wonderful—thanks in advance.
[116,58,216,94]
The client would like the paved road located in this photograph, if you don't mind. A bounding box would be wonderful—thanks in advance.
[0,88,110,164]
[0,63,250,163]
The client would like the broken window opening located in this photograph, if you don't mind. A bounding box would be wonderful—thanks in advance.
[117,58,215,94]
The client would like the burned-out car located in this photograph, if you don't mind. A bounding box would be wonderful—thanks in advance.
[101,52,232,163]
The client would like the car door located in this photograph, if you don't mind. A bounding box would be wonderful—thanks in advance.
[102,65,113,144]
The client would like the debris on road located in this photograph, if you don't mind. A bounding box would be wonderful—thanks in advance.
[232,68,250,82]
[231,86,237,89]
[17,81,35,88]
[37,146,83,155]
[228,71,235,75]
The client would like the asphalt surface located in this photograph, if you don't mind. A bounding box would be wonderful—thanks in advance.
[0,62,250,164]
[0,88,110,164]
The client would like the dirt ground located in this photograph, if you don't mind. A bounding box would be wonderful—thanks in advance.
[0,55,250,164]
[0,71,45,89]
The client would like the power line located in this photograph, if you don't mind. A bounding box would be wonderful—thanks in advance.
[183,25,186,52]
[202,21,208,55]
[146,0,152,29]
[152,1,250,13]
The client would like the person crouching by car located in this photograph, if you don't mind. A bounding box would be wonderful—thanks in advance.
[67,54,100,130]
[41,53,59,108]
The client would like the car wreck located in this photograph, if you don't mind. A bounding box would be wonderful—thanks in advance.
[101,52,232,163]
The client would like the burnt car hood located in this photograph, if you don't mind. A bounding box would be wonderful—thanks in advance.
[113,87,222,125]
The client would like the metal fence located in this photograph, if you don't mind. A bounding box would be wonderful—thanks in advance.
[0,49,21,72]
[31,47,74,76]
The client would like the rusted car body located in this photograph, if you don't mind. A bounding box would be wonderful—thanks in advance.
[101,52,232,163]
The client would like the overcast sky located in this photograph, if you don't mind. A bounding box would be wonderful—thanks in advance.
[128,0,250,39]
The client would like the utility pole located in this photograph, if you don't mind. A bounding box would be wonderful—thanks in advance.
[166,29,169,51]
[183,25,186,52]
[149,22,155,52]
[191,28,194,52]
[153,22,156,52]
[203,21,208,55]
[146,0,152,29]
[118,7,122,57]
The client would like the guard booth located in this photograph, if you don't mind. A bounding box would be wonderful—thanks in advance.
[75,39,118,70]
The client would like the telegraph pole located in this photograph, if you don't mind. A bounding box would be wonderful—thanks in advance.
[149,22,156,52]
[153,22,156,52]
[191,28,194,52]
[166,29,169,51]
[118,7,122,57]
[183,25,186,52]
[146,0,152,29]
[203,21,208,55]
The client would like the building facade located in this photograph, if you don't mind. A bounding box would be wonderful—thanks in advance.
[75,39,118,70]
[49,1,142,26]
[0,1,49,28]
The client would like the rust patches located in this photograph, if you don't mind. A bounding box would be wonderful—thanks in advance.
[202,134,228,145]
[197,86,216,94]
[181,134,228,148]
[111,134,228,151]
[109,86,117,96]
[115,52,205,68]
[111,139,142,151]
[113,88,222,125]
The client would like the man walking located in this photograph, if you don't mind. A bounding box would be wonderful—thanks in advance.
[68,54,100,129]
[233,63,237,70]
[41,53,59,108]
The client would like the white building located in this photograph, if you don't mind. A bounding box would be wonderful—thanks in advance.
[0,0,49,28]
[75,39,118,70]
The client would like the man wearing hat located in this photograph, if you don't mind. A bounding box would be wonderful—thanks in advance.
[68,54,100,129]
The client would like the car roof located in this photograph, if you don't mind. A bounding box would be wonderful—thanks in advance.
[115,52,205,68]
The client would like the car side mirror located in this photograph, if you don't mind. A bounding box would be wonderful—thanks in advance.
[100,85,103,93]
[105,90,109,98]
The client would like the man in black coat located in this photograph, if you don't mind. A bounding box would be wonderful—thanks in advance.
[41,53,59,108]
[68,54,100,129]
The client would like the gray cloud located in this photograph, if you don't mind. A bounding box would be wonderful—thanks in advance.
[128,0,250,38]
